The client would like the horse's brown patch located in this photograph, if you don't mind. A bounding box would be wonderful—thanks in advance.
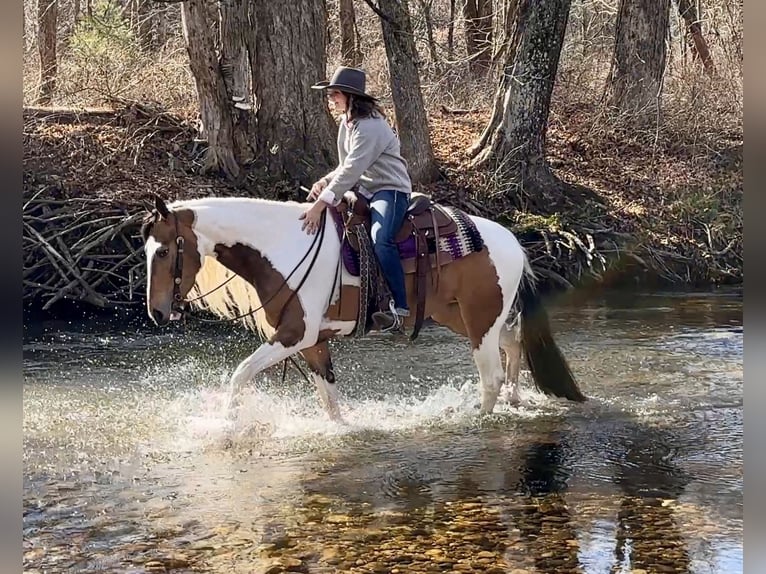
[317,328,342,342]
[329,246,503,346]
[402,248,504,349]
[300,341,335,383]
[214,243,306,348]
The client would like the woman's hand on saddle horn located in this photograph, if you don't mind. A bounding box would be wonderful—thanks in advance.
[307,180,326,201]
[299,199,328,235]
[342,190,357,209]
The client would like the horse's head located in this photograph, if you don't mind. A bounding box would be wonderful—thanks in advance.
[140,195,202,326]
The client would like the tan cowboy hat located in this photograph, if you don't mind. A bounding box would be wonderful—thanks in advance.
[311,66,377,99]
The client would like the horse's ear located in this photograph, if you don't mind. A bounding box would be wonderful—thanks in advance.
[154,195,171,219]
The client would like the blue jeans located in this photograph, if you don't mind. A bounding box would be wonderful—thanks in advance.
[370,189,410,311]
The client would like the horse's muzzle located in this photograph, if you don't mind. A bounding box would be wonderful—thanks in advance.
[150,307,170,325]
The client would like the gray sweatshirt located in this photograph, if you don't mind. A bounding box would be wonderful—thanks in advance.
[318,113,412,205]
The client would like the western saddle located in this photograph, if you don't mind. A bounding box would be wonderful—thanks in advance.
[338,191,459,340]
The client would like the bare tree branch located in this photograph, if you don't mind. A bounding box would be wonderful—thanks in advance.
[359,0,394,24]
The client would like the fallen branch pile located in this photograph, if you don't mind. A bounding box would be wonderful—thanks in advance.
[23,192,146,310]
[22,102,215,311]
[21,194,613,311]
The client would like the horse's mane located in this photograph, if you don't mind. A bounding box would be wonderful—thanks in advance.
[187,257,273,340]
[169,196,300,210]
[175,197,295,341]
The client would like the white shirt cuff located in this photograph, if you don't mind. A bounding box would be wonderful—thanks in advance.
[318,188,340,206]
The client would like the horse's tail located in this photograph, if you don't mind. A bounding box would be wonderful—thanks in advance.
[517,262,586,402]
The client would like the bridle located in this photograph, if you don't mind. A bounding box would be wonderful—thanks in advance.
[166,209,190,317]
[170,234,187,316]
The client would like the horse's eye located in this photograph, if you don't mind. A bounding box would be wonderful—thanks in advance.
[157,247,170,258]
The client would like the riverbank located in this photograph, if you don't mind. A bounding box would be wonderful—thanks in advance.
[22,101,742,317]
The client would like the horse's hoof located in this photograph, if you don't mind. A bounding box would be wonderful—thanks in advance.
[223,401,240,422]
[329,413,346,425]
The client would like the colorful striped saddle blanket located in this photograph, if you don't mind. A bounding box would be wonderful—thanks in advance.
[330,199,484,277]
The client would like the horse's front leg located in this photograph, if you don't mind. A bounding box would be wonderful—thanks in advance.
[225,339,302,417]
[300,341,342,422]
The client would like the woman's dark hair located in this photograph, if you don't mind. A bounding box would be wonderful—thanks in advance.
[345,92,386,120]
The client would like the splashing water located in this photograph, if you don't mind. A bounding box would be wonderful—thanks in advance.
[162,366,570,457]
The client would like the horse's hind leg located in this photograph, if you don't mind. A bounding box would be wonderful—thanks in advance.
[431,295,505,413]
[453,298,505,414]
[474,328,505,414]
[300,341,342,422]
[435,304,521,408]
[499,312,523,406]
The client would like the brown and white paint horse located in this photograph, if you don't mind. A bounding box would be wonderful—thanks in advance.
[141,195,585,422]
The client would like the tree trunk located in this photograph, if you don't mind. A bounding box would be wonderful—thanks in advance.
[219,0,254,164]
[219,0,250,104]
[339,0,361,66]
[181,0,241,180]
[414,0,439,69]
[154,6,170,48]
[463,0,493,75]
[472,0,570,197]
[136,0,153,51]
[247,0,337,183]
[674,0,714,75]
[448,0,456,61]
[605,0,671,117]
[490,0,519,68]
[374,0,440,184]
[469,0,520,158]
[36,0,58,105]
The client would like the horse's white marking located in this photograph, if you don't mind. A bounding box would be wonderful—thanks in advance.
[466,215,529,413]
[499,313,523,405]
[144,236,161,318]
[163,198,345,416]
[319,319,356,334]
[169,197,342,345]
[225,339,299,412]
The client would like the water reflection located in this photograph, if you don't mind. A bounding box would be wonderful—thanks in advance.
[275,412,731,573]
[610,429,691,574]
[502,437,580,573]
[23,289,742,573]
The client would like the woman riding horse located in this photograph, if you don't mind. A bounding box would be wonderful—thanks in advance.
[300,66,411,333]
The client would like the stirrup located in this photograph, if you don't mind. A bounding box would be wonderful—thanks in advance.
[372,300,403,333]
[371,310,401,332]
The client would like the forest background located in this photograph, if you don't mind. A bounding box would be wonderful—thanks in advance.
[22,0,742,313]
